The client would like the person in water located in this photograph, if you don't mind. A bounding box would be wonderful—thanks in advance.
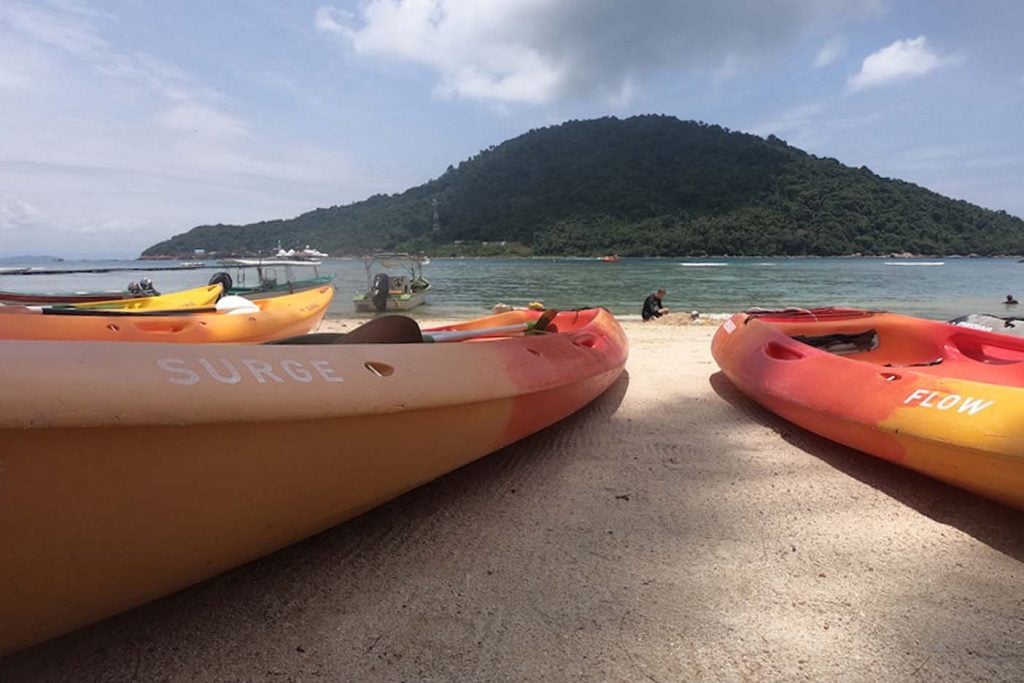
[642,288,669,321]
[1006,294,1019,305]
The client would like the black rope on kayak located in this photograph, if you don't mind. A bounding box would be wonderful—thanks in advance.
[791,329,879,355]
[883,357,944,368]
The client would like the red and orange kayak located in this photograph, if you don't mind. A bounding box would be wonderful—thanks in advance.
[712,307,1024,509]
[0,307,627,654]
[0,285,333,343]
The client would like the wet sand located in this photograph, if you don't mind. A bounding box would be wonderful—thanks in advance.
[3,313,1024,681]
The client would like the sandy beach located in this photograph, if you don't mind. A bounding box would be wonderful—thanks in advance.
[3,312,1024,681]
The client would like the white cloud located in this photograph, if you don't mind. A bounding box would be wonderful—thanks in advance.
[0,1,107,59]
[0,196,43,233]
[884,144,962,172]
[157,103,249,139]
[813,36,846,68]
[965,154,1020,170]
[848,36,955,91]
[747,102,881,152]
[0,67,31,91]
[750,103,826,138]
[0,2,242,151]
[317,0,880,105]
[313,6,353,38]
[0,1,378,254]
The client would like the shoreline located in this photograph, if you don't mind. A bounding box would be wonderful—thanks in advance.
[129,253,1024,262]
[7,256,1023,323]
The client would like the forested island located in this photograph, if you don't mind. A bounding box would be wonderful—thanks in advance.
[142,115,1024,258]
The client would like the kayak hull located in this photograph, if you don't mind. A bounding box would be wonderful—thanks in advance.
[712,308,1024,510]
[0,290,131,305]
[0,285,333,343]
[0,308,627,653]
[62,283,222,311]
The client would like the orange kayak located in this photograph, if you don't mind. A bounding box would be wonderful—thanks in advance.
[0,307,627,653]
[712,307,1024,509]
[0,285,333,343]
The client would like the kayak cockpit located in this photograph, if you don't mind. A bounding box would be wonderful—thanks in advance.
[270,308,590,345]
[779,315,1024,386]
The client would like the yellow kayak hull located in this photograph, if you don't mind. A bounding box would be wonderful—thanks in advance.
[0,285,333,343]
[0,308,627,653]
[62,283,223,310]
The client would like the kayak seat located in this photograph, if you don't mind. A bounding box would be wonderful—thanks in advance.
[791,329,879,355]
[267,332,347,345]
[269,315,424,345]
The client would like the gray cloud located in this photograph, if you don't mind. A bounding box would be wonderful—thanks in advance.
[319,0,882,104]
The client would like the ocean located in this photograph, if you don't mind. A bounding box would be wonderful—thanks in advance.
[2,256,1021,322]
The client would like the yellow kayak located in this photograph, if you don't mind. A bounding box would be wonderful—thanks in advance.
[59,283,223,311]
[0,307,627,653]
[0,285,333,343]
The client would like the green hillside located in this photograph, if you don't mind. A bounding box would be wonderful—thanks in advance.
[142,115,1024,258]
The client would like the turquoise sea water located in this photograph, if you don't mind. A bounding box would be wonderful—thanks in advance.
[2,256,1022,322]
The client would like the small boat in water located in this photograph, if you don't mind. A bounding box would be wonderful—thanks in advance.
[0,306,627,653]
[712,307,1024,509]
[209,259,335,299]
[949,313,1024,337]
[274,241,329,260]
[353,253,431,312]
[0,285,333,343]
[0,279,160,306]
[0,288,132,305]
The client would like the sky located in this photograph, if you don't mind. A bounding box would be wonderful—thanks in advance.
[1,0,1022,257]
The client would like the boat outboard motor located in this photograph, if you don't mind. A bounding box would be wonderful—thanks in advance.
[139,277,160,296]
[208,272,233,299]
[371,273,390,312]
[127,281,142,297]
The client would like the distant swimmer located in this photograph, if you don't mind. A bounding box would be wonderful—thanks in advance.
[1006,294,1019,305]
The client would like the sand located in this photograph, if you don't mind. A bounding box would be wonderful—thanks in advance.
[3,312,1024,681]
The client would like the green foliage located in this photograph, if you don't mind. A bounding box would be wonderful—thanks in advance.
[142,115,1024,258]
